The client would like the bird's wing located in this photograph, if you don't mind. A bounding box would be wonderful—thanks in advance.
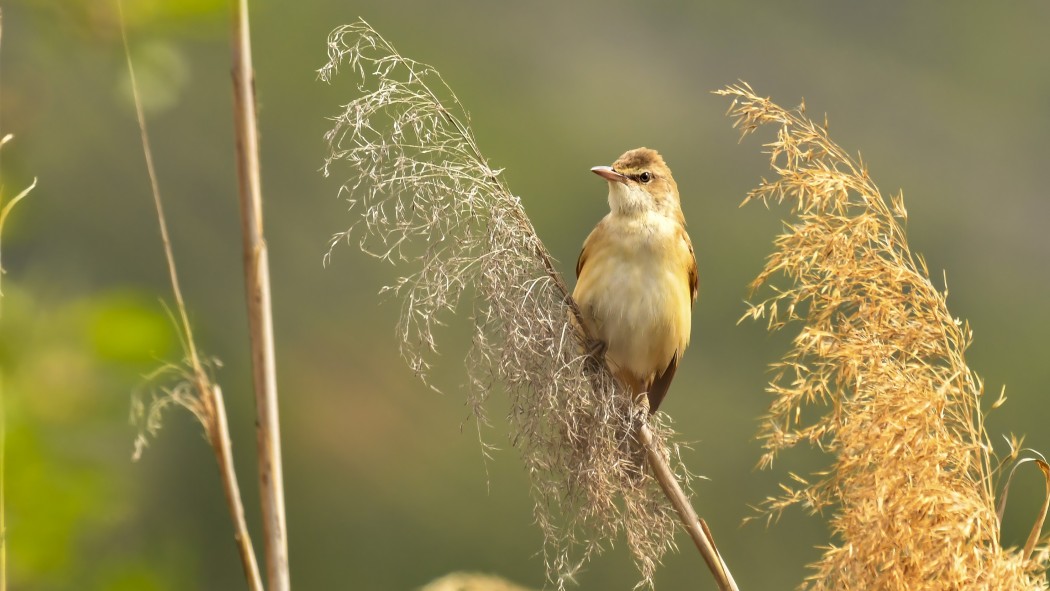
[575,243,588,279]
[646,351,679,414]
[684,230,699,304]
[576,219,606,278]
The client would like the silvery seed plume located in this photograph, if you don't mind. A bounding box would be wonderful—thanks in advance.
[318,20,696,589]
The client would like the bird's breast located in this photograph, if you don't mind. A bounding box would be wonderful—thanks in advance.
[573,214,693,381]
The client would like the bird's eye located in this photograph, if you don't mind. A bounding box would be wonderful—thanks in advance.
[639,171,652,183]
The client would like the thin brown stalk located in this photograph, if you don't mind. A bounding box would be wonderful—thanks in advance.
[638,421,739,591]
[231,1,289,589]
[208,383,264,590]
[117,3,263,589]
[1022,459,1050,562]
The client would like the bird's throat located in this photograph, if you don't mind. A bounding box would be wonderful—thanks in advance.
[606,182,649,216]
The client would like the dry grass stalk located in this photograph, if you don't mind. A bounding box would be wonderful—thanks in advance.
[131,362,264,591]
[319,20,714,588]
[118,2,263,589]
[718,82,1049,589]
[231,1,290,589]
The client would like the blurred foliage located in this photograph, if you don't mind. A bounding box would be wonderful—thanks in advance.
[11,0,225,37]
[1,1,1048,590]
[115,41,191,114]
[1,284,184,590]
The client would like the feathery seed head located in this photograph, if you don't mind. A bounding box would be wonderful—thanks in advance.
[719,82,1048,591]
[319,21,692,589]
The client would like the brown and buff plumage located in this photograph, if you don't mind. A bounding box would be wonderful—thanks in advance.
[573,148,698,413]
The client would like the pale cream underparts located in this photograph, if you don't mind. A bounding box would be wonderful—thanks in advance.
[574,179,692,386]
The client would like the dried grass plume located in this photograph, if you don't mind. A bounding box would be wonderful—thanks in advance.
[719,82,1049,590]
[318,20,694,588]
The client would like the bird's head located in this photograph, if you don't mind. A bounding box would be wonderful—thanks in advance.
[591,147,681,217]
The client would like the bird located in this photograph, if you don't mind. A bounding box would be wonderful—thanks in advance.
[572,147,698,414]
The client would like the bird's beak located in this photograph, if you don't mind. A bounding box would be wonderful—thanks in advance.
[591,166,627,184]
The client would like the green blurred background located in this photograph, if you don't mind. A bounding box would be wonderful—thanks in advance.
[2,1,1049,589]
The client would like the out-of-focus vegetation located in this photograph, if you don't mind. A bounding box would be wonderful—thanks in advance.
[1,286,185,590]
[2,1,1049,589]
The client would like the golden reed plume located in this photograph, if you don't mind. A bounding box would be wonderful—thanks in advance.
[718,82,1048,590]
